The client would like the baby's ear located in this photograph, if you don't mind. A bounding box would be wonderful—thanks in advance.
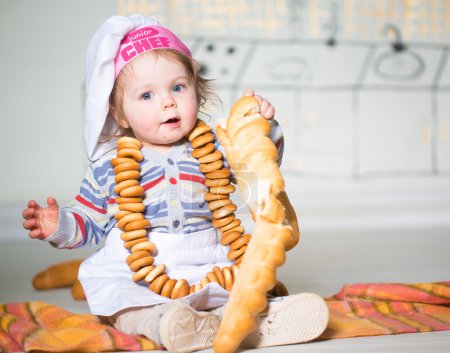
[120,118,130,129]
[109,104,130,128]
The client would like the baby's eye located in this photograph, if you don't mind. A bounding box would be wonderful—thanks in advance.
[141,92,152,100]
[172,84,183,93]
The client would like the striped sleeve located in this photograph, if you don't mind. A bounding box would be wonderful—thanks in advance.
[47,158,117,249]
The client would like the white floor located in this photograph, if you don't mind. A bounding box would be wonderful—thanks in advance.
[1,175,450,352]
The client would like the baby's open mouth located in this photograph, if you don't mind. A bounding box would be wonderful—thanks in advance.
[163,118,180,124]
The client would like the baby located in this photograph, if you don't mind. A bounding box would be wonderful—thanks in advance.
[22,14,328,353]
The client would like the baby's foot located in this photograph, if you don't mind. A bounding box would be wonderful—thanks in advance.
[242,292,329,348]
[159,292,329,353]
[159,302,220,353]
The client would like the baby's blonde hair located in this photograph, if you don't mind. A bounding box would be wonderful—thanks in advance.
[106,48,217,140]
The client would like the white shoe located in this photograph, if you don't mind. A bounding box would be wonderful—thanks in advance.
[159,292,329,353]
[159,302,220,353]
[241,292,329,348]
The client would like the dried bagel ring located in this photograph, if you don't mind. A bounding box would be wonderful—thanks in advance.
[213,203,237,219]
[150,274,170,294]
[200,160,223,174]
[111,157,135,167]
[204,193,229,202]
[145,264,166,283]
[118,148,144,162]
[191,132,214,148]
[131,241,156,255]
[114,179,139,194]
[212,213,236,228]
[115,197,143,204]
[171,279,188,299]
[119,202,145,213]
[208,198,232,211]
[213,266,225,287]
[123,237,147,250]
[115,170,141,183]
[114,210,132,221]
[218,219,241,233]
[120,229,147,242]
[114,160,141,174]
[117,141,142,151]
[230,233,251,250]
[223,266,234,291]
[201,277,210,288]
[120,185,145,198]
[126,250,150,265]
[206,271,221,285]
[129,256,154,272]
[205,178,229,187]
[220,230,242,246]
[132,265,154,282]
[205,168,231,179]
[209,184,235,195]
[227,245,247,261]
[221,225,244,237]
[124,219,150,232]
[118,136,143,149]
[188,124,212,141]
[117,213,144,230]
[198,150,222,164]
[192,142,215,159]
[174,282,190,298]
[192,142,214,158]
[161,278,177,298]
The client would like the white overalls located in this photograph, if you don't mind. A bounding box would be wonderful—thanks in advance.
[79,226,233,316]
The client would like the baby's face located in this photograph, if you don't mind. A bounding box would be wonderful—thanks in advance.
[120,52,198,148]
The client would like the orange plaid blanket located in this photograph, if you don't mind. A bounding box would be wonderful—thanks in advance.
[0,302,159,352]
[321,281,450,339]
[1,282,449,352]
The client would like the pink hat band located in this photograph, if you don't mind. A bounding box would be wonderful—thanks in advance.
[114,25,191,78]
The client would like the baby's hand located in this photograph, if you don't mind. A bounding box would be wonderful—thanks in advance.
[22,197,60,240]
[242,88,275,120]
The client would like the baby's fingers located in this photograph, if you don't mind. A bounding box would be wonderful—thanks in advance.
[242,88,254,96]
[22,207,34,220]
[24,219,45,239]
[260,99,269,114]
[23,218,37,231]
[25,200,41,213]
[260,99,275,119]
[47,197,59,210]
[28,228,44,239]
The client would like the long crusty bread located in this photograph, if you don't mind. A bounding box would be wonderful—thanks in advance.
[32,259,83,290]
[213,96,300,353]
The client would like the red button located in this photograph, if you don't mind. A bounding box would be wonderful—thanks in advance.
[169,177,177,185]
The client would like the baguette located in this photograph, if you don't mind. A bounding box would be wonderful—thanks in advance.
[213,96,299,353]
[32,259,84,290]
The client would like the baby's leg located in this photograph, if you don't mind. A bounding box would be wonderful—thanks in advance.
[111,302,223,352]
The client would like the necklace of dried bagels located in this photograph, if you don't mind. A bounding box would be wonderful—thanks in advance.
[111,119,251,299]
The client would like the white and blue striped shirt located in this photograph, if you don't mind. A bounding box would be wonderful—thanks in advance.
[49,122,284,249]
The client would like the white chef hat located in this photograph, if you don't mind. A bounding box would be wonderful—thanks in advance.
[84,14,191,161]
